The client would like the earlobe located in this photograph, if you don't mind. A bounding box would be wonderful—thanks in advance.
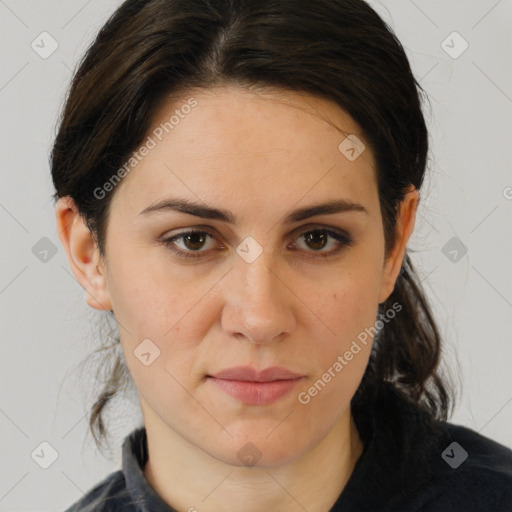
[55,196,113,311]
[378,187,419,304]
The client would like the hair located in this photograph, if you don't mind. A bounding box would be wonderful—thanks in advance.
[51,0,453,452]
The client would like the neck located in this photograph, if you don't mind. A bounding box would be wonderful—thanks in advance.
[143,406,363,512]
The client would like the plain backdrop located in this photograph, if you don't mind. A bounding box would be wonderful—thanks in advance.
[1,1,511,510]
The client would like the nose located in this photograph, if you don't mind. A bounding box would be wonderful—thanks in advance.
[220,247,296,345]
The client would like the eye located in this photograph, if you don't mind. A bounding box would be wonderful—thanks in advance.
[161,227,353,260]
[162,229,219,259]
[288,228,353,259]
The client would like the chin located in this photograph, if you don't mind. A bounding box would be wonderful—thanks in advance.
[206,433,309,469]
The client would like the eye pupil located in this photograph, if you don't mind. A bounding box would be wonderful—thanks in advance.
[184,232,206,250]
[305,232,328,251]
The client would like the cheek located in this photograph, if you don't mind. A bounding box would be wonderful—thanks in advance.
[295,286,377,425]
[105,253,221,393]
[311,289,376,391]
[106,247,211,339]
[298,258,382,393]
[314,264,382,345]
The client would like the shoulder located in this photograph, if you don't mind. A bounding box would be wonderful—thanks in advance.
[62,469,134,512]
[413,422,512,511]
[345,385,512,511]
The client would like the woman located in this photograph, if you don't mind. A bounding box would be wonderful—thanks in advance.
[52,0,512,510]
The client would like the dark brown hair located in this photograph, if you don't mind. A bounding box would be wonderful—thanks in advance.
[51,0,453,452]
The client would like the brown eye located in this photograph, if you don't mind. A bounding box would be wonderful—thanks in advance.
[291,229,353,258]
[181,232,209,251]
[304,231,329,251]
[162,230,218,259]
[162,227,353,261]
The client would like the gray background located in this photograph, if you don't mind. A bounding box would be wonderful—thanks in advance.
[1,0,511,510]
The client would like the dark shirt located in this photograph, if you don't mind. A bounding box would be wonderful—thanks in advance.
[63,384,512,511]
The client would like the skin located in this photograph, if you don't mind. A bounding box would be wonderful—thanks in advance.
[56,85,418,512]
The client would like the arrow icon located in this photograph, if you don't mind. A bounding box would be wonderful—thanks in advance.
[441,441,468,468]
[31,441,59,468]
[338,134,365,161]
[441,31,468,59]
[236,236,263,263]
[134,339,161,366]
[442,236,467,263]
[31,31,59,59]
[32,237,58,262]
[237,442,262,466]
[444,449,455,458]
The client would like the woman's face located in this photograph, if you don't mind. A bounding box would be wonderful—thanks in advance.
[70,86,416,467]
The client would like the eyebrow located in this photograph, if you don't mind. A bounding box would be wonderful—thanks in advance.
[138,197,368,224]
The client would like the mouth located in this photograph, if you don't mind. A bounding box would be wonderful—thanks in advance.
[206,366,305,406]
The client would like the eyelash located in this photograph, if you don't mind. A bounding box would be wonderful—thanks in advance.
[161,228,353,260]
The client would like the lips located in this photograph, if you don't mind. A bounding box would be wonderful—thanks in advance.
[207,366,305,405]
[210,366,304,382]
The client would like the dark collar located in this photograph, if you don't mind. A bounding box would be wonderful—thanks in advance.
[122,426,178,511]
[121,383,446,511]
[332,383,446,510]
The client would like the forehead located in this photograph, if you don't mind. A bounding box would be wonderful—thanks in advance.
[111,85,378,220]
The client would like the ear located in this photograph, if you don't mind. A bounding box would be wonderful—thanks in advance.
[55,196,113,311]
[377,186,419,304]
